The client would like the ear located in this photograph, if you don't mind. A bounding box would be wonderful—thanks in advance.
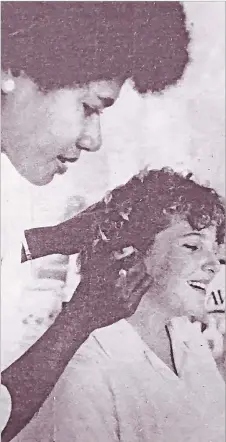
[115,259,150,303]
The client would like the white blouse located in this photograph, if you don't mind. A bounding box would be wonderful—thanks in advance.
[13,316,224,442]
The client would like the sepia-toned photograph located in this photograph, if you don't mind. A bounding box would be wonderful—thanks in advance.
[1,2,225,441]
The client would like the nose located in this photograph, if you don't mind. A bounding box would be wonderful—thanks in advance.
[76,114,102,152]
[201,252,220,278]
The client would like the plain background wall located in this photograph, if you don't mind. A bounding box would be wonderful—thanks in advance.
[1,2,225,367]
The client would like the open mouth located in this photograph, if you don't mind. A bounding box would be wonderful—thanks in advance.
[57,155,79,163]
[187,280,207,295]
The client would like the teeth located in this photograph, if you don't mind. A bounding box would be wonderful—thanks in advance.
[188,281,206,291]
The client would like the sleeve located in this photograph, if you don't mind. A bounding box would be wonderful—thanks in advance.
[22,196,108,262]
[0,385,12,432]
[22,203,100,261]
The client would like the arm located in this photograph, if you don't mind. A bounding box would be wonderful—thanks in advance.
[11,350,119,442]
[1,300,91,442]
[21,202,103,262]
[1,263,150,442]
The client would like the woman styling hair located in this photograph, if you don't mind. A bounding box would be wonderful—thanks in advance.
[1,2,190,440]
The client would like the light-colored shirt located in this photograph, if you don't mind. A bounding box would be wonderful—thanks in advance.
[0,155,76,434]
[13,316,225,442]
[0,385,12,433]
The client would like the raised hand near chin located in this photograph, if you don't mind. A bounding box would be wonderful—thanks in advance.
[67,257,151,333]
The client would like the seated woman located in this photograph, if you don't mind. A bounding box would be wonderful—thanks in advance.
[15,168,225,442]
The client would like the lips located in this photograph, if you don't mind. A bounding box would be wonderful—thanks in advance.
[56,154,80,175]
[188,280,207,294]
[57,155,79,163]
[55,158,68,175]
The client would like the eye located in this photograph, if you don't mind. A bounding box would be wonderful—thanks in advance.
[82,103,99,117]
[183,244,199,252]
[100,97,115,108]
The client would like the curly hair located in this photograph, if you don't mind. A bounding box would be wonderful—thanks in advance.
[76,168,225,300]
[1,2,190,93]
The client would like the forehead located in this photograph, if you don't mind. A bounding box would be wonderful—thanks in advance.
[53,79,120,98]
[43,78,121,108]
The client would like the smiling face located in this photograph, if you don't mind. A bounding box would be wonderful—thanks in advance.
[1,75,121,185]
[144,219,221,322]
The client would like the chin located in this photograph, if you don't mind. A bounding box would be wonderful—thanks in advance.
[185,306,207,323]
[27,173,54,186]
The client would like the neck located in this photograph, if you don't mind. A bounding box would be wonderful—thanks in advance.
[128,292,176,371]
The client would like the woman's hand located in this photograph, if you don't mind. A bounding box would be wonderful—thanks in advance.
[203,263,225,360]
[69,260,151,332]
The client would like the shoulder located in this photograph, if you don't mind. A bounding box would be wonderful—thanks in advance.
[61,319,139,383]
[74,319,139,364]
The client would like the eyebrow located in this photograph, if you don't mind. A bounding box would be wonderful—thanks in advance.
[181,232,202,238]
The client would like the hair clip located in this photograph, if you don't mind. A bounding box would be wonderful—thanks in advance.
[120,212,129,221]
[98,226,109,242]
[138,166,149,182]
[119,269,127,277]
[114,246,135,260]
[104,191,112,205]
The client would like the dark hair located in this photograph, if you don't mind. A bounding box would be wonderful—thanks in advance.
[1,2,190,93]
[77,168,225,301]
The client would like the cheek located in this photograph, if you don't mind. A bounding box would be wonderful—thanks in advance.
[158,256,193,294]
[50,112,85,141]
[48,97,85,141]
[3,103,32,142]
[145,249,184,279]
[167,247,199,279]
[144,253,172,289]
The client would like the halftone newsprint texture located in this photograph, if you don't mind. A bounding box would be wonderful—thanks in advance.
[1,2,225,442]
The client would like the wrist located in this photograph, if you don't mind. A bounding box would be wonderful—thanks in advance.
[21,232,32,261]
[58,300,93,342]
[24,225,58,259]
